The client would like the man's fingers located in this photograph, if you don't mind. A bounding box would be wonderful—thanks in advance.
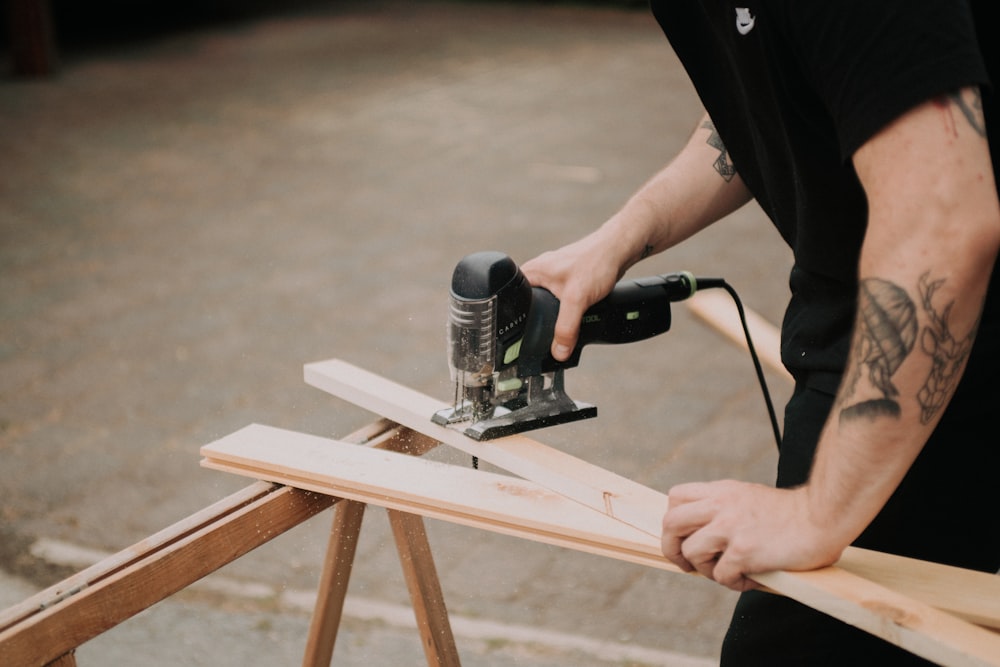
[676,527,757,590]
[660,529,694,572]
[660,502,696,571]
[662,482,745,581]
[667,481,729,508]
[713,553,759,592]
[661,493,719,571]
[518,262,585,360]
[679,529,728,581]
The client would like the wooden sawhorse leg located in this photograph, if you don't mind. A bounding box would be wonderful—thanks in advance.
[302,423,459,666]
[388,509,460,666]
[302,499,367,666]
[302,502,460,667]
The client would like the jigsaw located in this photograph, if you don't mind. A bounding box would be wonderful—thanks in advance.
[432,251,713,440]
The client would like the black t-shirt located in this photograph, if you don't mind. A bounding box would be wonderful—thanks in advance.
[649,0,997,394]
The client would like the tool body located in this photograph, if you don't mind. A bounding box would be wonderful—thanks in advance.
[432,251,699,440]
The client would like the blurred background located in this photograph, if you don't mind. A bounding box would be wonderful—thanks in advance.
[1,2,793,664]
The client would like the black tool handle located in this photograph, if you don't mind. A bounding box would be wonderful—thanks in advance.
[518,274,693,376]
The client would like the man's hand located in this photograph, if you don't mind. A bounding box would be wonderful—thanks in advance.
[521,112,754,361]
[661,481,845,591]
[520,234,625,360]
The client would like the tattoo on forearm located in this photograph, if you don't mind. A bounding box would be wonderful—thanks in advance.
[639,244,655,260]
[702,120,736,182]
[838,273,975,425]
[839,279,918,421]
[942,89,987,138]
[915,273,976,423]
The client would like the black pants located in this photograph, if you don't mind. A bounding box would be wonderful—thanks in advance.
[720,382,1000,666]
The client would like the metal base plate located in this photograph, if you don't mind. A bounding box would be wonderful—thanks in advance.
[462,402,597,441]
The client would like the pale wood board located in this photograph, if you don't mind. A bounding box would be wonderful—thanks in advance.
[201,424,680,572]
[755,567,1000,667]
[837,548,1000,633]
[300,358,1000,665]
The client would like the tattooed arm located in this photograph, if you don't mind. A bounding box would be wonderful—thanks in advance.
[805,86,1000,557]
[522,113,753,360]
[660,87,1000,590]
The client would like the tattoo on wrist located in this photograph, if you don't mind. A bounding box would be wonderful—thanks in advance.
[941,89,987,138]
[838,273,976,425]
[702,120,737,182]
[639,244,655,260]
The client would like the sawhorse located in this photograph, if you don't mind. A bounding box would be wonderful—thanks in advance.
[0,419,462,666]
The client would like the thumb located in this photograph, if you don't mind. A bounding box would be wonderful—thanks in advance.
[552,300,585,361]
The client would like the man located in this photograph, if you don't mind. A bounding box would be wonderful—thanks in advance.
[521,1,999,663]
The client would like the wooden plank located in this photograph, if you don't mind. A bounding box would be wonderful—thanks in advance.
[300,360,1000,665]
[837,548,1000,633]
[304,359,667,537]
[755,567,1000,667]
[0,484,334,667]
[388,510,461,666]
[201,425,675,572]
[302,499,367,667]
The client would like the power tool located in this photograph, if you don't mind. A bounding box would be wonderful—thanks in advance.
[431,251,714,440]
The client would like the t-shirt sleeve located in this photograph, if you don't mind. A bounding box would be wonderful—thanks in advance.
[784,0,990,161]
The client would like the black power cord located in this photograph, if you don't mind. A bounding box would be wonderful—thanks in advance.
[687,277,783,450]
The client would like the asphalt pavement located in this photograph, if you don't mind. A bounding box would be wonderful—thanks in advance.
[0,2,794,664]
